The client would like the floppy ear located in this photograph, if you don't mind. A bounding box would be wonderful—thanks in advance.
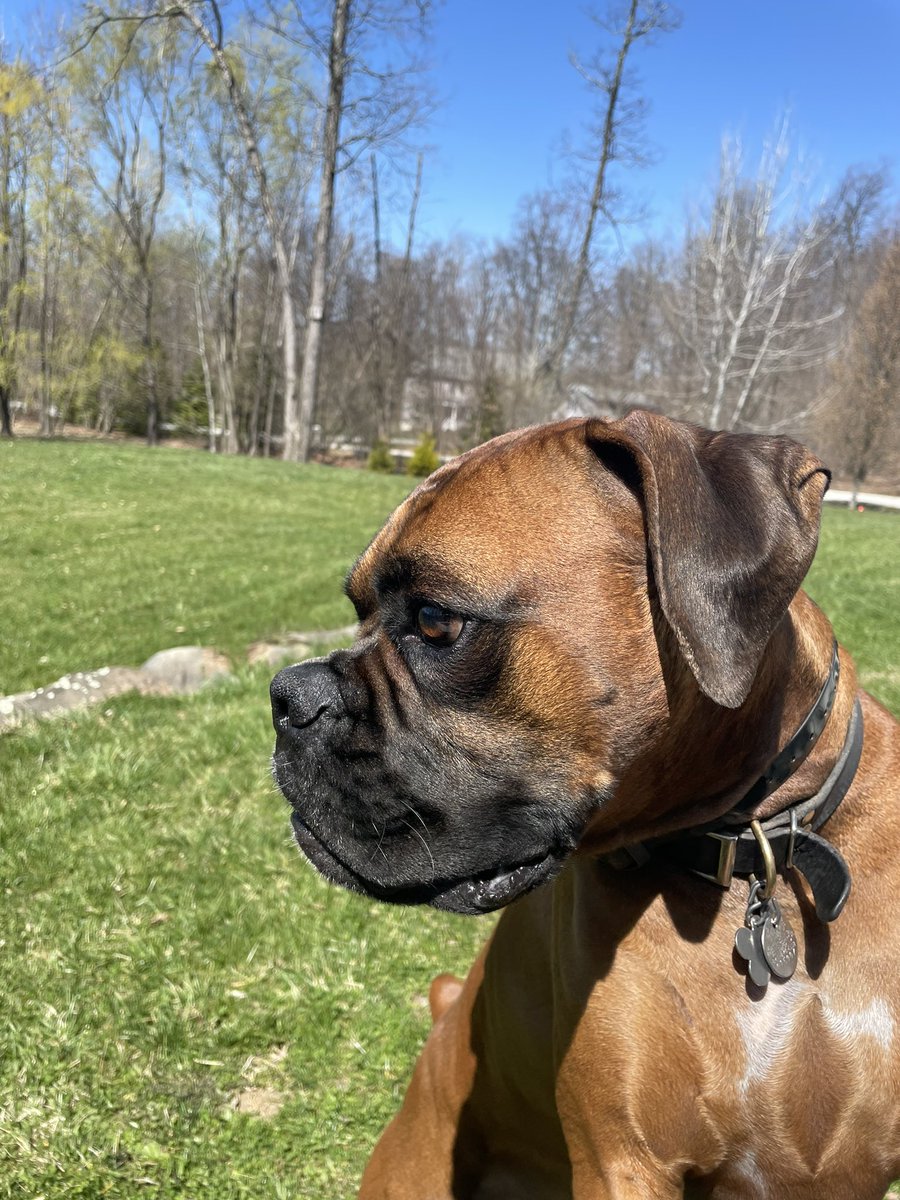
[586,410,830,709]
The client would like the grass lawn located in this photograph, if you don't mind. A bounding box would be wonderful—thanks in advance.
[0,437,897,1198]
[0,438,411,696]
[805,505,900,715]
[0,671,489,1198]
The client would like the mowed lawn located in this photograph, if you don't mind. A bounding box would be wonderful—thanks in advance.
[0,437,898,1199]
[0,439,412,696]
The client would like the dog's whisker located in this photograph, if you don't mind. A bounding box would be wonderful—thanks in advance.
[369,820,389,865]
[398,817,437,878]
[398,798,431,838]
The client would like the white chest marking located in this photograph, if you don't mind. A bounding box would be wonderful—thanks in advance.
[731,1148,768,1199]
[736,985,894,1098]
[821,996,894,1050]
[736,982,803,1096]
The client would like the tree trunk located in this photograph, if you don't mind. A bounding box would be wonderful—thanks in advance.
[296,0,352,463]
[0,385,12,437]
[248,267,276,456]
[540,0,640,393]
[194,281,217,452]
[143,268,159,446]
[215,317,238,454]
[383,151,422,441]
[263,360,277,457]
[370,154,387,441]
[178,3,300,461]
[39,242,52,436]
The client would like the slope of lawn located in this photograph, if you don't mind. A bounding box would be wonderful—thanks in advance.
[0,437,897,1198]
[0,438,411,696]
[2,436,897,708]
[805,505,900,715]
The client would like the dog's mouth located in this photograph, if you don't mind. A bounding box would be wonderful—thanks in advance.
[289,811,565,915]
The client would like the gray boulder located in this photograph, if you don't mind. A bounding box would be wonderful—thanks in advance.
[0,667,161,732]
[140,646,234,694]
[247,642,317,669]
[246,625,356,669]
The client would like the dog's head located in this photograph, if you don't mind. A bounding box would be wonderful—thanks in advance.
[271,412,829,914]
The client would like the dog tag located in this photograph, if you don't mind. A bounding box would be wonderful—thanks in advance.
[734,922,771,987]
[735,878,775,987]
[759,898,798,980]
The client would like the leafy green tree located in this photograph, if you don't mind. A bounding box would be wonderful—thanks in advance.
[0,57,41,437]
[367,438,396,473]
[407,432,439,476]
[173,358,211,432]
[65,10,182,444]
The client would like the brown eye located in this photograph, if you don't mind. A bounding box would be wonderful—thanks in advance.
[416,604,464,647]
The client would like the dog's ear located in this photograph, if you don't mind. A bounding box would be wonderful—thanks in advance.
[586,410,830,708]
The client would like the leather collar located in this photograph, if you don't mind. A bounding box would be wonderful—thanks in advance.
[606,642,864,923]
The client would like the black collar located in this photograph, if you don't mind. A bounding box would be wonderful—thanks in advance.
[729,640,841,818]
[606,642,864,923]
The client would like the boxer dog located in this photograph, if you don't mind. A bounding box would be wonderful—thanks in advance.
[271,411,900,1199]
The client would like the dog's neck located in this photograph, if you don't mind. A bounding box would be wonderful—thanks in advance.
[747,592,858,818]
[581,590,858,855]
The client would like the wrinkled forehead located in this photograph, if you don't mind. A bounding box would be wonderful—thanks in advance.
[345,423,602,613]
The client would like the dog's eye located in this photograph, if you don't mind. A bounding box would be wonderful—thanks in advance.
[416,604,464,647]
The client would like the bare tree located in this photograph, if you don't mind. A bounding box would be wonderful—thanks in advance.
[824,164,890,313]
[367,149,422,441]
[587,240,668,411]
[75,4,300,453]
[293,0,352,461]
[666,124,842,431]
[539,0,680,394]
[492,190,580,425]
[257,0,433,459]
[6,6,894,464]
[465,252,501,444]
[832,237,900,501]
[178,43,280,454]
[167,3,304,458]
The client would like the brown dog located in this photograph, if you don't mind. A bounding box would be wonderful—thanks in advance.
[271,411,900,1199]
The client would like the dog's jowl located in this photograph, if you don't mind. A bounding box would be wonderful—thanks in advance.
[271,411,900,1200]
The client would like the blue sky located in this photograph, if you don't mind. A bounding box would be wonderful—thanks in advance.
[3,0,899,250]
[418,0,900,247]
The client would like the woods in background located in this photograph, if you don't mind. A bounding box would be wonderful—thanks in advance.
[0,0,897,491]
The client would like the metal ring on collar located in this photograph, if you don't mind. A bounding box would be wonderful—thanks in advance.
[749,819,777,900]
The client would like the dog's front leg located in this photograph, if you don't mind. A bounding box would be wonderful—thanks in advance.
[555,1023,721,1198]
[359,958,485,1200]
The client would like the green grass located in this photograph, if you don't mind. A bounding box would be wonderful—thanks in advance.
[0,671,488,1198]
[0,439,411,695]
[0,439,897,1198]
[805,506,900,714]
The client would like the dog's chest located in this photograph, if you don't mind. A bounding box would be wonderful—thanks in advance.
[715,980,898,1193]
[735,981,894,1091]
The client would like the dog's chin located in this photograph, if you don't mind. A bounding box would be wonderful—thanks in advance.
[289,812,565,916]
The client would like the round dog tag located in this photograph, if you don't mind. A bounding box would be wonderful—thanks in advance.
[761,913,798,980]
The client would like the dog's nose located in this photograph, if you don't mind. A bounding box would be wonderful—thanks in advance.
[270,661,342,734]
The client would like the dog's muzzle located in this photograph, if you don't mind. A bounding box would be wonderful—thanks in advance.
[269,657,575,915]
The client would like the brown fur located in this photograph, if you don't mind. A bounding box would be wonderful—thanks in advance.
[336,414,900,1198]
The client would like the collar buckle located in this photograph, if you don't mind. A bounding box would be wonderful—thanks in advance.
[690,831,738,887]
